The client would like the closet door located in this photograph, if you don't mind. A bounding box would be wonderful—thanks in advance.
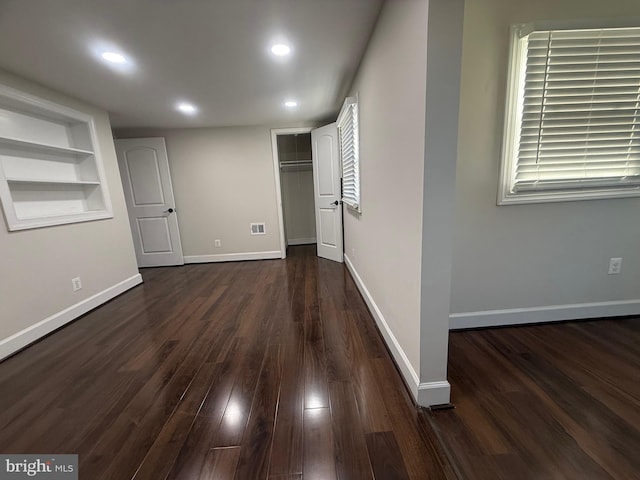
[312,123,343,263]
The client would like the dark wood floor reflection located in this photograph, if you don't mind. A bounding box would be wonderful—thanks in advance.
[425,319,640,480]
[0,245,452,480]
[2,245,638,479]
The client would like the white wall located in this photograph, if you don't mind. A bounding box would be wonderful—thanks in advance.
[419,0,464,405]
[114,126,282,261]
[450,0,640,327]
[0,70,140,358]
[343,0,428,396]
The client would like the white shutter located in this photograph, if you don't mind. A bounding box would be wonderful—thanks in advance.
[512,27,640,194]
[337,96,360,210]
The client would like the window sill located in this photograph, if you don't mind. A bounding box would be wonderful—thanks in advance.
[498,187,640,205]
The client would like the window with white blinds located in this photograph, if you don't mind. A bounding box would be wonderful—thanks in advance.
[337,96,360,211]
[499,25,640,204]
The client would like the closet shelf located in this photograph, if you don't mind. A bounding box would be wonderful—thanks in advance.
[279,160,313,170]
[0,136,94,158]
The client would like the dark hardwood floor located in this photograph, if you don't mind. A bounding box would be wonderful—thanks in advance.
[425,319,640,480]
[1,245,638,479]
[0,245,452,480]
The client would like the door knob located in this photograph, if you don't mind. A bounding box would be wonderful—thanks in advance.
[166,208,174,213]
[330,200,339,206]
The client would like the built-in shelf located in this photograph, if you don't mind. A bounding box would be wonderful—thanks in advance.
[0,136,94,158]
[0,84,113,231]
[6,178,101,185]
[9,210,112,227]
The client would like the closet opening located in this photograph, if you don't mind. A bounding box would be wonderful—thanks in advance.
[271,128,316,257]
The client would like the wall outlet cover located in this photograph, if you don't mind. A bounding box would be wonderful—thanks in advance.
[608,257,622,275]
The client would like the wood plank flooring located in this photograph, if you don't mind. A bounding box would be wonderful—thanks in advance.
[0,245,451,479]
[1,245,638,479]
[424,319,640,480]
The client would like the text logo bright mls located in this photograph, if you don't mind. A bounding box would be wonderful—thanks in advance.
[0,455,77,479]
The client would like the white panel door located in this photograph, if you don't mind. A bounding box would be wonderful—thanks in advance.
[312,123,343,263]
[115,137,184,267]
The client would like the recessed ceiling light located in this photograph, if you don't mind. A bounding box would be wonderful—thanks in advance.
[271,44,291,56]
[101,51,127,64]
[284,100,298,108]
[177,102,198,115]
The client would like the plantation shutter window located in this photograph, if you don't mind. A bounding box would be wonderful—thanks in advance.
[499,25,640,204]
[337,96,360,211]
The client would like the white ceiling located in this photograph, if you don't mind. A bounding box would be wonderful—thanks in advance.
[0,0,383,128]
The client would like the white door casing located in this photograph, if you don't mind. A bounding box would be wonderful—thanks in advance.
[115,137,184,267]
[312,123,343,263]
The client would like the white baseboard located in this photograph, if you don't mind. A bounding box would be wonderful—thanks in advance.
[184,251,281,264]
[0,273,143,361]
[450,299,640,330]
[287,237,316,246]
[418,381,452,407]
[344,254,421,402]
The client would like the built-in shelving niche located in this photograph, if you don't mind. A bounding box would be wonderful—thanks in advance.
[0,85,113,231]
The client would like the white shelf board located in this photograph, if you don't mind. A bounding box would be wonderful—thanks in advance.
[6,177,100,186]
[7,210,114,230]
[0,136,94,158]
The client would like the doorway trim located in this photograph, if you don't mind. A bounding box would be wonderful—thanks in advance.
[270,126,314,259]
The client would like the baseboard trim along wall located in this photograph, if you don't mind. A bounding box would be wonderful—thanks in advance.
[450,299,640,330]
[418,381,452,407]
[344,254,422,402]
[0,273,143,361]
[287,237,316,246]
[184,251,281,264]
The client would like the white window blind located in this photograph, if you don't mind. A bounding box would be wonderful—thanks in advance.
[337,96,360,211]
[500,26,640,203]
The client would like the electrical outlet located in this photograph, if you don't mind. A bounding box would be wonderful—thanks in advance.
[608,257,622,275]
[72,277,82,291]
[215,239,222,247]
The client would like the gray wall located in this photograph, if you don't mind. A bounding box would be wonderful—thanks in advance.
[115,126,283,259]
[0,70,139,349]
[451,0,640,321]
[344,0,429,385]
[280,170,316,244]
